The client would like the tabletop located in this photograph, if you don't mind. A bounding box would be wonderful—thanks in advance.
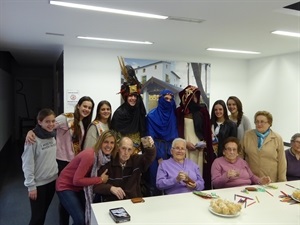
[91,180,300,225]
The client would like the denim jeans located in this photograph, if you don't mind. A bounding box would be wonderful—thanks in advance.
[56,190,85,225]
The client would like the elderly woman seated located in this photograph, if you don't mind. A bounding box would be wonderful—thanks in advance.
[285,133,300,181]
[156,138,205,194]
[211,137,271,189]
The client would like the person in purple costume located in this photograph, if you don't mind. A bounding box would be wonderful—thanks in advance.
[156,138,204,195]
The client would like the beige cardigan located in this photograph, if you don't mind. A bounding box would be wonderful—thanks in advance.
[240,129,287,182]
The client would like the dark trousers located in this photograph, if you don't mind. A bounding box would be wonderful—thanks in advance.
[57,159,70,225]
[29,180,56,225]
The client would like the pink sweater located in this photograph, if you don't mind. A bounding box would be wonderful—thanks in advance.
[211,157,260,189]
[56,149,101,192]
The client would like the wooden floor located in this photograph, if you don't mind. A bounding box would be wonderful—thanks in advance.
[0,139,60,225]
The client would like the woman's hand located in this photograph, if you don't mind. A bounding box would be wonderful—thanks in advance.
[186,141,196,151]
[186,181,197,189]
[100,169,108,183]
[227,169,239,179]
[259,176,271,185]
[26,130,36,144]
[28,189,37,200]
[110,186,126,199]
[176,171,189,182]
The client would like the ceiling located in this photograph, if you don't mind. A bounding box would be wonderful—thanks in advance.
[0,0,299,66]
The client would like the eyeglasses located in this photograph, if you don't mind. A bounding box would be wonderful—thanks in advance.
[292,140,300,145]
[172,147,186,151]
[255,120,268,125]
[224,148,238,152]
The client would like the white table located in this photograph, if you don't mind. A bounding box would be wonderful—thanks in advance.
[91,180,300,225]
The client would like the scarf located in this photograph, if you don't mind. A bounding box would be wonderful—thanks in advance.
[111,95,146,136]
[84,150,111,225]
[147,90,178,142]
[255,129,270,149]
[33,124,56,139]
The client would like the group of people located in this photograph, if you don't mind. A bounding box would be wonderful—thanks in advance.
[21,59,300,225]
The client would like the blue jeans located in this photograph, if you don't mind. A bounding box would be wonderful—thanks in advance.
[56,190,85,225]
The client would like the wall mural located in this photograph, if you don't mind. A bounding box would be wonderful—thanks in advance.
[123,57,211,112]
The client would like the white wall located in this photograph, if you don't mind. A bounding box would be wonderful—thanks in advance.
[247,52,300,141]
[63,45,299,142]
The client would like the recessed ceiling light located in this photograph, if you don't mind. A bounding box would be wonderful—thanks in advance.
[77,36,153,45]
[50,1,168,19]
[206,48,261,54]
[272,30,300,38]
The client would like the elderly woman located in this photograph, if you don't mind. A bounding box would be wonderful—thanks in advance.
[156,138,205,194]
[285,133,300,181]
[241,111,287,182]
[211,137,271,189]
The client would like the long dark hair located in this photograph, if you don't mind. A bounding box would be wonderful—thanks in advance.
[227,96,244,127]
[210,100,229,125]
[94,100,112,129]
[73,96,95,147]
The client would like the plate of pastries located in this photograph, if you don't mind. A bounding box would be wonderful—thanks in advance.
[209,198,242,217]
[291,190,300,202]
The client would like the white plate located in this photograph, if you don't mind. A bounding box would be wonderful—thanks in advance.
[291,195,300,203]
[208,207,241,218]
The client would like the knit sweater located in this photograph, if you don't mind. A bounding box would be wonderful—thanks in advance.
[56,149,101,192]
[22,137,58,191]
[211,157,260,189]
[285,148,300,181]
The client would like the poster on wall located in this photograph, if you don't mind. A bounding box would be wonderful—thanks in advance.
[122,57,211,112]
[66,90,79,104]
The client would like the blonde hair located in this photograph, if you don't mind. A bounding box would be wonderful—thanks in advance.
[254,110,273,126]
[93,130,117,156]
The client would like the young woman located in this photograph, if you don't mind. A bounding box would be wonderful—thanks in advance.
[211,100,237,157]
[226,96,251,140]
[83,100,112,149]
[56,130,117,225]
[22,108,58,225]
[26,96,95,225]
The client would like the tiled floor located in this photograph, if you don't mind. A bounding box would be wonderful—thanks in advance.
[0,140,60,225]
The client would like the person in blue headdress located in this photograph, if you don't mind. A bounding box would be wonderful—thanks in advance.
[144,89,178,196]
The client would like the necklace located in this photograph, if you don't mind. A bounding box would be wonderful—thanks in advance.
[120,161,126,169]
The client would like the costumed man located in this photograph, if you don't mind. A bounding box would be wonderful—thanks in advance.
[111,57,147,154]
[145,90,178,196]
[176,85,215,189]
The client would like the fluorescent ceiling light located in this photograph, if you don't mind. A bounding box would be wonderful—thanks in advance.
[206,48,261,54]
[77,36,153,45]
[50,1,168,19]
[272,30,300,38]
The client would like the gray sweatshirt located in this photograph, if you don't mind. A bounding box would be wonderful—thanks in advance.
[22,137,58,191]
